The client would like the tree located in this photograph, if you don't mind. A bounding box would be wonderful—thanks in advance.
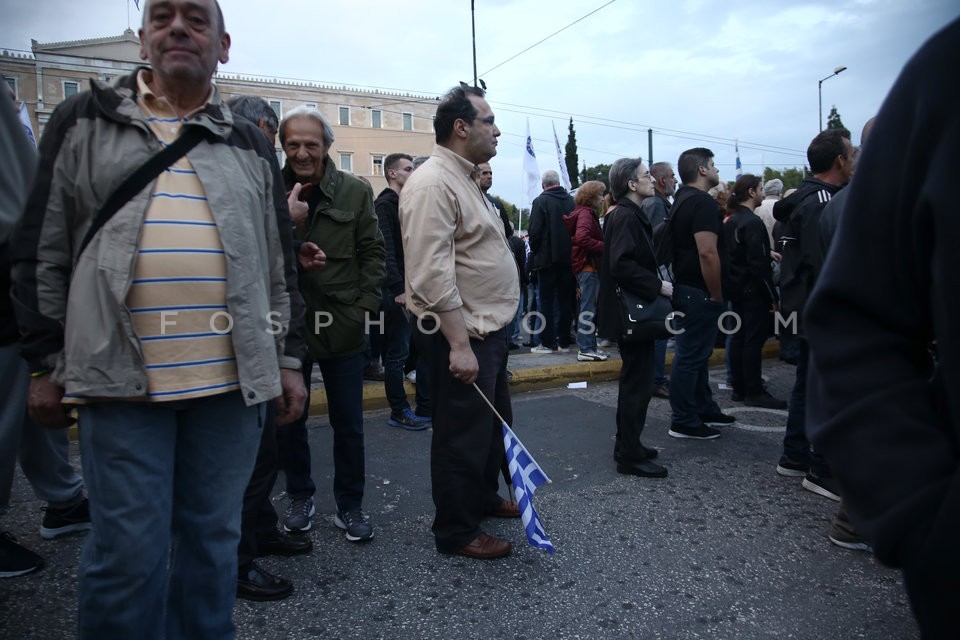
[763,166,807,192]
[565,118,580,188]
[579,162,611,189]
[826,105,846,132]
[495,196,521,232]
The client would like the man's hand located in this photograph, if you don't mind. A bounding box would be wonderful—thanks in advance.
[287,183,309,228]
[449,344,480,385]
[394,293,405,306]
[274,368,307,426]
[28,374,72,429]
[770,250,782,263]
[660,280,674,299]
[298,242,326,271]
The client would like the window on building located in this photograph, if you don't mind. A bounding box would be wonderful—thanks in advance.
[402,112,413,131]
[268,100,282,119]
[371,109,382,129]
[372,155,384,176]
[4,76,16,99]
[339,153,353,173]
[339,106,350,126]
[63,81,80,99]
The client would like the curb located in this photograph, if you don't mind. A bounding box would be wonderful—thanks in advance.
[307,340,782,417]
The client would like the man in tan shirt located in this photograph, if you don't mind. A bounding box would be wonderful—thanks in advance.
[400,85,521,559]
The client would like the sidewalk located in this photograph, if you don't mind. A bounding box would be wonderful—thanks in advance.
[310,339,781,415]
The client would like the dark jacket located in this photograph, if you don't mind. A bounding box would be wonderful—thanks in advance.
[805,18,960,635]
[773,176,842,327]
[640,191,671,228]
[528,185,574,269]
[722,205,776,304]
[597,198,662,340]
[375,187,404,297]
[563,204,604,273]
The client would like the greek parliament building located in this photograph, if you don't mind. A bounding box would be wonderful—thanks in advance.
[1,29,436,194]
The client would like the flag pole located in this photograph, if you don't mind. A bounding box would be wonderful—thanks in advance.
[471,382,517,503]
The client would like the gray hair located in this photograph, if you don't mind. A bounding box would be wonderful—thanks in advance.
[649,161,673,181]
[226,95,277,133]
[541,170,560,188]
[762,178,783,197]
[609,157,643,201]
[279,105,335,147]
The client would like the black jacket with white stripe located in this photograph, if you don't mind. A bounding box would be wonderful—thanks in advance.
[772,176,842,333]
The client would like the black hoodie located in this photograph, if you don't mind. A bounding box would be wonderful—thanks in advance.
[528,185,574,270]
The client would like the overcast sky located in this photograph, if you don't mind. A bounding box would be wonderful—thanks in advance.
[3,0,958,206]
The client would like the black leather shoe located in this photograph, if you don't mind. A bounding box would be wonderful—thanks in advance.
[614,445,658,462]
[256,531,312,557]
[616,459,668,478]
[237,562,293,601]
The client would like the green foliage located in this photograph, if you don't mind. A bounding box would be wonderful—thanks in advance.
[826,105,846,132]
[565,118,580,188]
[579,162,611,189]
[495,195,521,232]
[763,166,807,191]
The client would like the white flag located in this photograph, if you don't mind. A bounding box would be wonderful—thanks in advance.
[522,119,541,205]
[553,121,571,191]
[19,102,36,148]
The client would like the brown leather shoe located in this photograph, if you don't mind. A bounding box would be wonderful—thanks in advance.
[488,498,521,518]
[458,532,512,559]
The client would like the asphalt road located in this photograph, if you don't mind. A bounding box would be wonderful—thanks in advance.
[0,360,918,639]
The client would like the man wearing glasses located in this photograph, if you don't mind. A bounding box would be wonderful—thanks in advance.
[400,85,521,559]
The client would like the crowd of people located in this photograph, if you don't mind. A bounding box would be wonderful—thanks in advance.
[0,1,956,637]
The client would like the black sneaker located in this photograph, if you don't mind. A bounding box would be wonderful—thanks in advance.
[237,562,294,601]
[829,509,871,552]
[730,391,744,402]
[744,390,788,410]
[40,498,92,540]
[334,510,374,542]
[776,455,809,477]
[668,423,721,440]
[699,411,735,427]
[802,473,841,502]
[0,531,44,578]
[282,496,315,533]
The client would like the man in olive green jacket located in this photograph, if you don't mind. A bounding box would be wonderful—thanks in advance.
[275,105,385,543]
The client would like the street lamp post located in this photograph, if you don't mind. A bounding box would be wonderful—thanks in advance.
[819,65,847,131]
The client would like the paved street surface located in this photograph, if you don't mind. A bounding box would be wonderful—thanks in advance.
[0,359,917,639]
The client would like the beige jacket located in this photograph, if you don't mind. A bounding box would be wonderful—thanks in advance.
[399,145,519,338]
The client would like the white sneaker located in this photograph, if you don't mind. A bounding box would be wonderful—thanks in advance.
[577,350,609,362]
[404,371,416,384]
[530,345,556,354]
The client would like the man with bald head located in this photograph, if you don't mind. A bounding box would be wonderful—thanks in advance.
[11,1,306,636]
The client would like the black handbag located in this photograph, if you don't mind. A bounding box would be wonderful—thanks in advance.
[617,287,674,342]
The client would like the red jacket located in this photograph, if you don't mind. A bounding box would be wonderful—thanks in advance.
[563,204,604,273]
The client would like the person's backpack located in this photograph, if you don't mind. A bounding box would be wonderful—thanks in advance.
[653,188,697,281]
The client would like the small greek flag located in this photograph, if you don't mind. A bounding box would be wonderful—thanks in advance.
[502,421,554,555]
[735,139,743,178]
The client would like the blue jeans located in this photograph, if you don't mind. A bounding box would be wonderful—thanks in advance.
[653,339,668,388]
[380,291,412,414]
[507,288,524,345]
[669,285,723,427]
[316,352,367,513]
[575,271,599,352]
[0,345,84,516]
[782,339,829,475]
[77,391,263,640]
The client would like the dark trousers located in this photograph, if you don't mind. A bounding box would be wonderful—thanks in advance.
[615,340,655,462]
[275,359,316,499]
[379,291,412,414]
[429,327,511,552]
[783,339,829,475]
[729,297,772,396]
[238,404,279,569]
[669,285,724,427]
[538,265,576,349]
[410,319,433,417]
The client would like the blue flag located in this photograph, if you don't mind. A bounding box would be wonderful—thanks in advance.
[502,422,554,555]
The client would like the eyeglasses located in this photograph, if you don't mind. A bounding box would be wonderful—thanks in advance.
[473,115,496,125]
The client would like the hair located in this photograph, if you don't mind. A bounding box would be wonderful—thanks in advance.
[141,0,225,36]
[650,161,673,182]
[541,170,560,188]
[384,153,413,178]
[807,128,851,173]
[762,178,783,197]
[609,157,644,201]
[677,147,714,184]
[412,155,430,169]
[279,105,335,147]
[226,95,277,133]
[574,180,605,207]
[434,85,485,144]
[727,174,762,212]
